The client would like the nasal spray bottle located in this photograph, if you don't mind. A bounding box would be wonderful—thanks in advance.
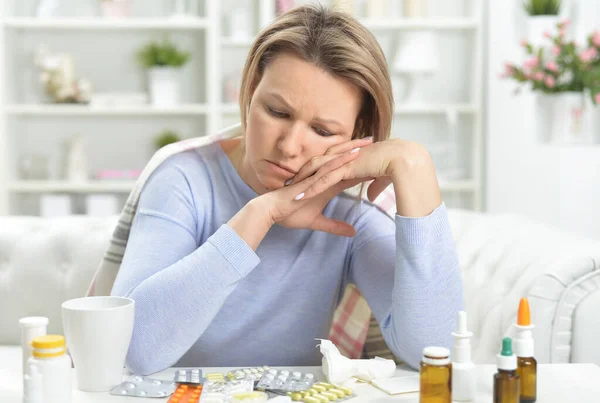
[513,298,537,402]
[451,311,476,402]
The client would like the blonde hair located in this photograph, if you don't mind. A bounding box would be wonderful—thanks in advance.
[239,4,394,142]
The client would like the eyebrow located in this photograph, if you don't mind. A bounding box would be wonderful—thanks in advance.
[267,92,344,127]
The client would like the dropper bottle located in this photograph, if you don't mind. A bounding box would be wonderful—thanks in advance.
[451,311,476,402]
[513,298,537,402]
[494,337,520,403]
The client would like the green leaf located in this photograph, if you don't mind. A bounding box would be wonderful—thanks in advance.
[523,0,561,16]
[137,37,191,68]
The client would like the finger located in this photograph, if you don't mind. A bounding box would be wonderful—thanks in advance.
[311,214,356,237]
[287,147,361,186]
[324,136,373,156]
[366,177,393,202]
[290,150,360,200]
[298,163,353,201]
[288,154,338,185]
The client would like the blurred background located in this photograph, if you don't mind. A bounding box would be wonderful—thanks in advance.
[0,0,599,239]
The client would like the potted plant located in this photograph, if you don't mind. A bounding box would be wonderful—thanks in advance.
[137,38,190,107]
[501,21,600,143]
[154,129,182,151]
[523,0,561,48]
[100,0,131,18]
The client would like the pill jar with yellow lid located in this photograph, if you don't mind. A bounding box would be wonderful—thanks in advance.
[27,335,72,403]
[420,346,452,403]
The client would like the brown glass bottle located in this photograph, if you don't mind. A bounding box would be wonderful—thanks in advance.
[494,369,520,403]
[517,356,537,402]
[420,347,452,403]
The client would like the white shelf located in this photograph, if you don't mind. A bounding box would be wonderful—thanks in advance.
[8,181,136,193]
[3,17,210,30]
[220,104,241,114]
[220,103,477,115]
[6,104,210,116]
[439,179,477,192]
[395,104,477,114]
[361,18,478,30]
[220,38,254,47]
[8,179,474,194]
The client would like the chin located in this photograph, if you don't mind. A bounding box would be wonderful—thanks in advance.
[257,174,285,193]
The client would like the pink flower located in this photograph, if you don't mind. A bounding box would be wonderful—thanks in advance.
[595,93,600,104]
[560,19,571,28]
[520,39,529,47]
[544,75,555,88]
[545,61,559,72]
[592,31,600,47]
[533,71,544,81]
[524,56,539,69]
[552,45,561,56]
[559,28,566,37]
[504,62,515,74]
[579,47,599,62]
[544,31,552,38]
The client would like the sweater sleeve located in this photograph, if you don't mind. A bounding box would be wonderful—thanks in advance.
[110,160,260,375]
[348,202,464,369]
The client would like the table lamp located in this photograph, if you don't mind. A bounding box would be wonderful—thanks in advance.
[393,30,439,104]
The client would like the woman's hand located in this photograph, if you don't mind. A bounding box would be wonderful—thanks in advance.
[287,138,442,217]
[254,137,375,237]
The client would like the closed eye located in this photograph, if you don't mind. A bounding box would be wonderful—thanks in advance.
[313,127,333,137]
[267,106,289,119]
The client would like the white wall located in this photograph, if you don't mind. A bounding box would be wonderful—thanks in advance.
[486,0,600,240]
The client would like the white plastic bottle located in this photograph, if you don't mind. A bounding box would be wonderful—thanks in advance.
[23,363,43,403]
[28,335,72,403]
[19,317,49,375]
[451,311,476,402]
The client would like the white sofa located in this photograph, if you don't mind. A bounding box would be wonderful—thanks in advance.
[1,209,599,365]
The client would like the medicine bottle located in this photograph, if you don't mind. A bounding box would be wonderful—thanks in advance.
[28,335,72,403]
[420,346,452,403]
[493,337,520,403]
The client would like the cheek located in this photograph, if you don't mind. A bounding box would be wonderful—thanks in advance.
[246,106,279,153]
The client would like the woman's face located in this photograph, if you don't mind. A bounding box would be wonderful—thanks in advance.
[241,53,363,194]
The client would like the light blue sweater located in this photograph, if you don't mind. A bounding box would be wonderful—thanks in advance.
[111,142,464,375]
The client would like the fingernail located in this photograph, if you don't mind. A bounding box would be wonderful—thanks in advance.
[350,147,360,153]
[284,178,293,186]
[294,192,305,200]
[364,136,373,141]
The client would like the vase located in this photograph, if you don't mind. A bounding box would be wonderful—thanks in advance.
[148,67,182,107]
[65,135,89,182]
[536,92,594,144]
[527,16,559,48]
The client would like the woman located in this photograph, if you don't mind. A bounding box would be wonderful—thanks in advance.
[111,4,463,375]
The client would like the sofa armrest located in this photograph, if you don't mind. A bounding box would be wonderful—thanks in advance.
[448,209,600,365]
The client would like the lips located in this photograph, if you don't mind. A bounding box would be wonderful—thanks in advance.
[268,160,297,174]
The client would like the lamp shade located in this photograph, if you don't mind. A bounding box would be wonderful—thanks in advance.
[393,30,440,74]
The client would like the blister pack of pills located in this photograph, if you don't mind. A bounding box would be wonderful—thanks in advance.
[175,369,204,385]
[256,369,315,392]
[227,366,270,383]
[287,382,355,402]
[168,383,203,403]
[110,375,177,398]
[199,378,255,403]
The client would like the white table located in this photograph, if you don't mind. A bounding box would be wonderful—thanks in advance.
[2,346,600,402]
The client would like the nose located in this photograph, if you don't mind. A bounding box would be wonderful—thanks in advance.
[277,122,304,158]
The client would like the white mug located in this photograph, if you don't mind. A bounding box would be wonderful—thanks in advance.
[62,296,135,392]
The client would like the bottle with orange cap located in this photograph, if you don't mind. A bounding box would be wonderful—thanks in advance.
[27,335,72,403]
[513,298,537,402]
